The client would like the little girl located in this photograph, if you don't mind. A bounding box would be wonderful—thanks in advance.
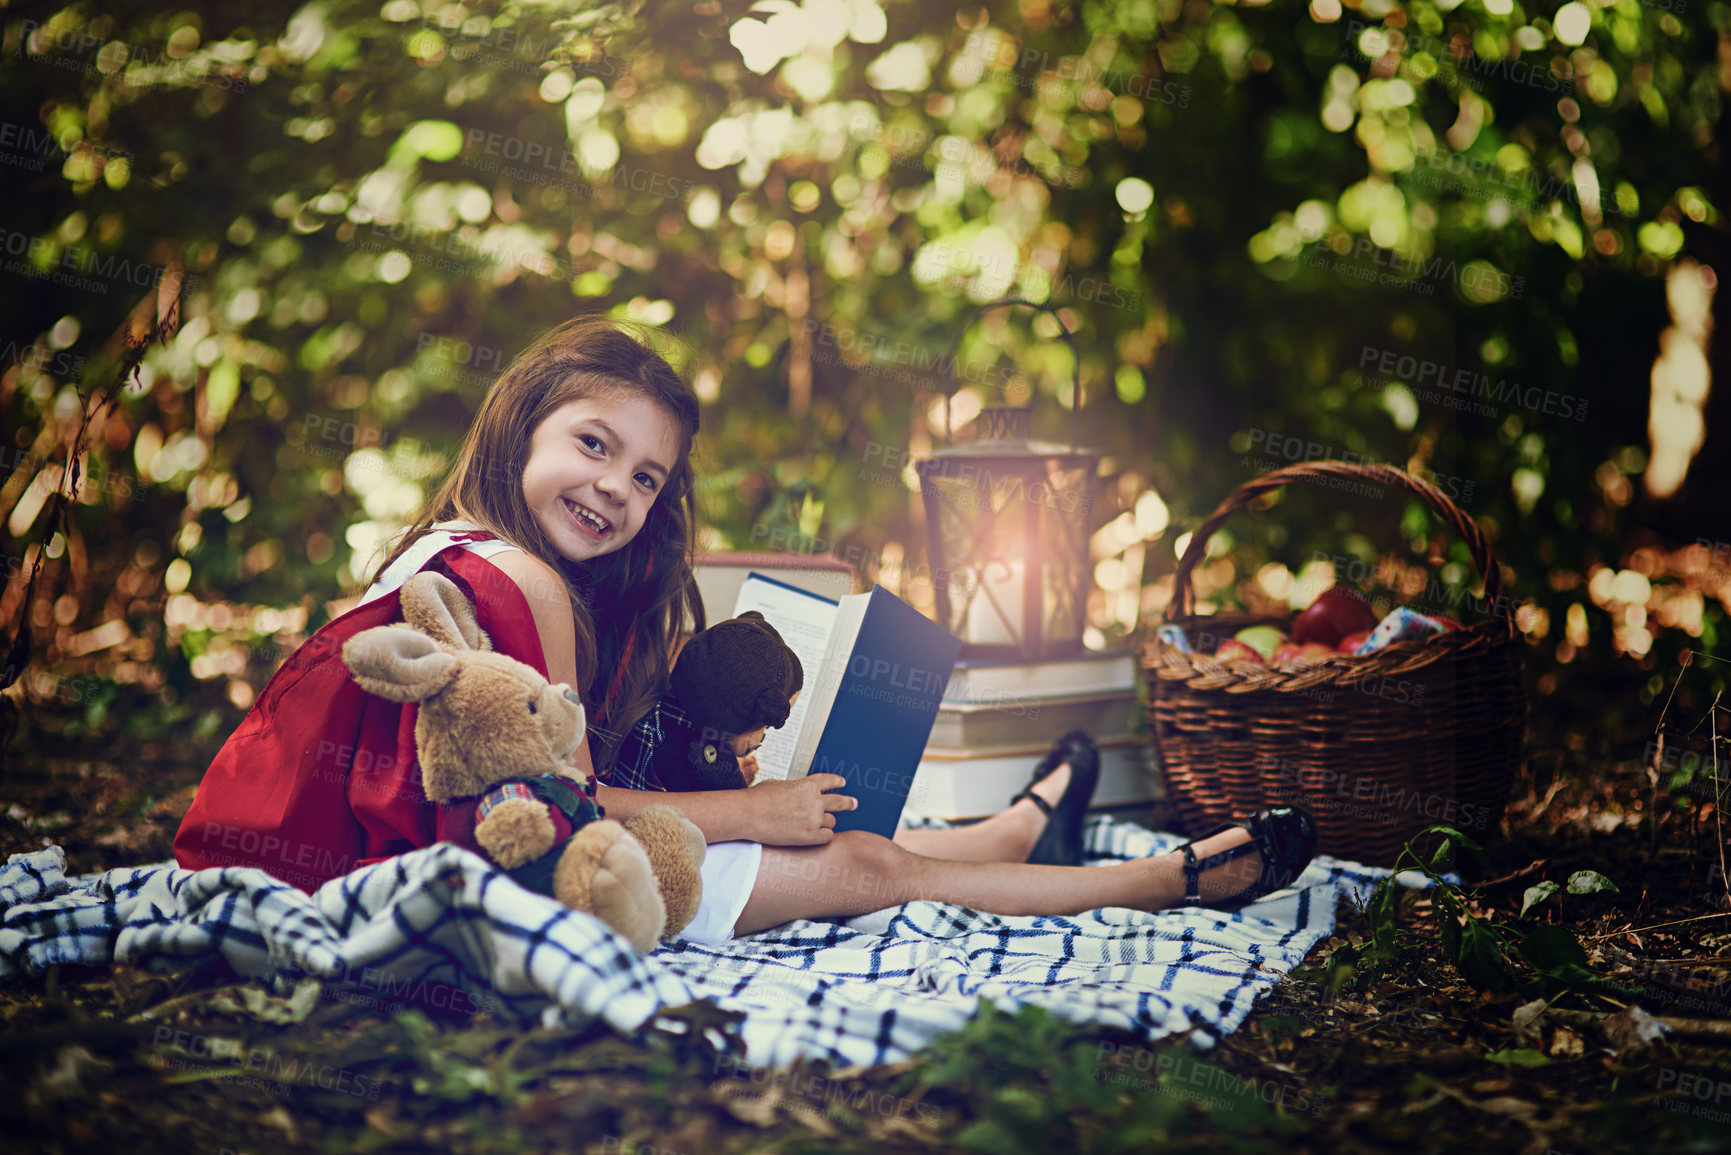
[176,316,1315,945]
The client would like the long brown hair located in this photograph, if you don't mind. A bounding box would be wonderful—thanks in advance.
[377,315,707,777]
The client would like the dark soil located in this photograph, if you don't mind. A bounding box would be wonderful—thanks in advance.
[2,671,1727,1155]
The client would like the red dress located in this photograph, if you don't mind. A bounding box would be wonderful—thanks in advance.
[173,537,554,891]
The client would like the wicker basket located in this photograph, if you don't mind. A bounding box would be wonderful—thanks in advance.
[1143,462,1528,867]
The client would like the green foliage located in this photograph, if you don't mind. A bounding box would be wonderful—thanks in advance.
[916,1002,1297,1152]
[1482,1047,1551,1068]
[1520,879,1560,917]
[1341,824,1646,1002]
[1565,869,1620,895]
[1522,868,1619,916]
[1516,922,1601,994]
[393,1009,536,1105]
[1,0,1724,742]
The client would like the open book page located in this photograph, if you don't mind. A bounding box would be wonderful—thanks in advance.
[786,593,869,780]
[731,574,839,781]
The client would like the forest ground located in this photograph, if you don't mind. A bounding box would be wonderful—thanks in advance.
[1,649,1726,1155]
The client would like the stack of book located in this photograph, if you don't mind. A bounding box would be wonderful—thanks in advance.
[688,551,860,627]
[906,648,1161,822]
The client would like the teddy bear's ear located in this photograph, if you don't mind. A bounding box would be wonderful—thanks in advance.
[752,683,793,730]
[400,572,493,652]
[343,626,460,702]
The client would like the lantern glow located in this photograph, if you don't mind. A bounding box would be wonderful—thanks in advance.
[917,299,1102,661]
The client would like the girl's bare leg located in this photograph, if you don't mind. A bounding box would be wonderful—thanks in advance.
[735,822,1264,935]
[891,763,1073,864]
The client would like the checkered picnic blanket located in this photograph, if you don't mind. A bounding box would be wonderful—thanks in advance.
[0,817,1417,1068]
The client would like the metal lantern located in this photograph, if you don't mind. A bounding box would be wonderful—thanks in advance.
[917,298,1101,662]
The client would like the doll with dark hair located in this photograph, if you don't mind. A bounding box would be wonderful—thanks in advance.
[608,612,804,794]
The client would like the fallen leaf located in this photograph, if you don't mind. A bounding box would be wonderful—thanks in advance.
[1511,997,1548,1043]
[781,1095,839,1137]
[261,1104,298,1142]
[1398,1089,1446,1114]
[1602,1005,1669,1052]
[1484,1048,1551,1068]
[1548,1024,1585,1057]
[365,1105,405,1136]
[207,977,321,1024]
[712,1081,782,1128]
[29,1046,111,1104]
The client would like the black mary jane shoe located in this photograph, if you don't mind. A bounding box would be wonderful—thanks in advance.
[1009,729,1101,866]
[1176,805,1318,911]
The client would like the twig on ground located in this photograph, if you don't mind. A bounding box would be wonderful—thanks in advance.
[1547,1007,1731,1042]
[125,983,252,1023]
[1584,913,1731,941]
[1475,860,1550,890]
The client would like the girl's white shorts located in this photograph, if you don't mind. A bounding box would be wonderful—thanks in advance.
[677,840,764,946]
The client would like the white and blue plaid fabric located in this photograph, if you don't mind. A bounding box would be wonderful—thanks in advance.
[1,817,1423,1067]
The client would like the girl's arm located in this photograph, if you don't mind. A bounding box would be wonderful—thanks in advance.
[595,775,855,845]
[490,551,582,686]
[489,551,854,845]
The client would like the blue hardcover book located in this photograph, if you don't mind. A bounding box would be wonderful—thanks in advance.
[733,575,962,839]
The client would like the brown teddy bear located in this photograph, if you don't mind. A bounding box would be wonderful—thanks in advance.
[621,611,805,794]
[341,571,705,953]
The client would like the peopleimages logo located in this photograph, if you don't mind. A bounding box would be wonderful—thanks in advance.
[400,12,633,79]
[959,33,1194,107]
[18,21,252,91]
[0,340,87,381]
[152,1028,384,1099]
[460,128,693,202]
[1302,237,1525,301]
[1407,146,1638,222]
[1344,20,1574,95]
[850,118,1088,187]
[0,228,196,296]
[1237,428,1477,505]
[1357,345,1589,423]
[0,120,131,172]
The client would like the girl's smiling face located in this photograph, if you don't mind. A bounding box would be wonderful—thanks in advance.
[521,392,683,563]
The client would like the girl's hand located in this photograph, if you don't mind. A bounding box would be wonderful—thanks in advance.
[747,774,856,845]
[739,752,759,785]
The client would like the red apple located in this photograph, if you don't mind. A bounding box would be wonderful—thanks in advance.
[1275,641,1336,665]
[1337,630,1372,655]
[1215,639,1266,664]
[1292,584,1380,647]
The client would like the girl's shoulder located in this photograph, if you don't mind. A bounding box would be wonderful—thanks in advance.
[484,548,570,614]
[374,528,553,677]
[362,521,528,606]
